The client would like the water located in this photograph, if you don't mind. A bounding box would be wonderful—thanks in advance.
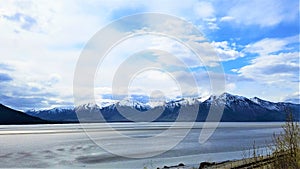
[0,122,283,168]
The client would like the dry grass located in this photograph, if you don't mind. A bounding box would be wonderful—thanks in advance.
[199,110,300,169]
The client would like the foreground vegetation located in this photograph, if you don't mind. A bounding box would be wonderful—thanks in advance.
[267,113,299,169]
[199,112,300,169]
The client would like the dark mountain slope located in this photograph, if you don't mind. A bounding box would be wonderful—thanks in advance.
[0,104,48,124]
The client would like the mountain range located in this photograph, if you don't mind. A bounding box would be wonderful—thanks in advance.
[24,93,300,123]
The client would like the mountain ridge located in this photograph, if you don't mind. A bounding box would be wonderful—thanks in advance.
[25,92,300,122]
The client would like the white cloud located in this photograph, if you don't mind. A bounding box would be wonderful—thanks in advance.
[212,41,244,61]
[238,52,299,84]
[206,21,219,30]
[93,25,223,94]
[224,37,299,104]
[1,0,298,109]
[128,70,183,98]
[244,36,298,55]
[237,36,299,87]
[226,0,299,27]
[0,1,112,109]
[194,1,214,19]
[193,1,219,30]
[93,35,215,98]
[284,92,300,104]
[226,83,236,92]
[220,16,234,22]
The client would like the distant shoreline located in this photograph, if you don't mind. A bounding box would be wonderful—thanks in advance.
[156,155,275,169]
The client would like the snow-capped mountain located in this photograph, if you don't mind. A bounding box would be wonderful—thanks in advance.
[25,93,300,122]
[250,97,281,111]
[26,106,77,122]
[165,98,200,110]
[75,103,100,111]
[117,98,151,110]
[205,92,248,105]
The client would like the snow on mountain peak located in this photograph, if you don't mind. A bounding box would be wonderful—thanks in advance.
[165,97,200,109]
[220,92,246,100]
[146,101,165,108]
[197,95,210,102]
[250,97,261,104]
[48,107,71,114]
[117,98,151,110]
[26,92,292,114]
[76,103,100,111]
[204,92,248,107]
[249,97,280,111]
[96,100,117,108]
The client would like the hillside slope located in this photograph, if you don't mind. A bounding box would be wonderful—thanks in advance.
[0,104,48,124]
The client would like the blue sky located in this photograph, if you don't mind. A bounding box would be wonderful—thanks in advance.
[0,0,299,110]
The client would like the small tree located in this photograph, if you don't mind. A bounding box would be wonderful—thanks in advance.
[271,110,300,169]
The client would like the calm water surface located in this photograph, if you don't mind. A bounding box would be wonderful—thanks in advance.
[0,122,283,168]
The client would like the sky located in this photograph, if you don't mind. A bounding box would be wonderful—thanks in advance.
[0,0,299,110]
